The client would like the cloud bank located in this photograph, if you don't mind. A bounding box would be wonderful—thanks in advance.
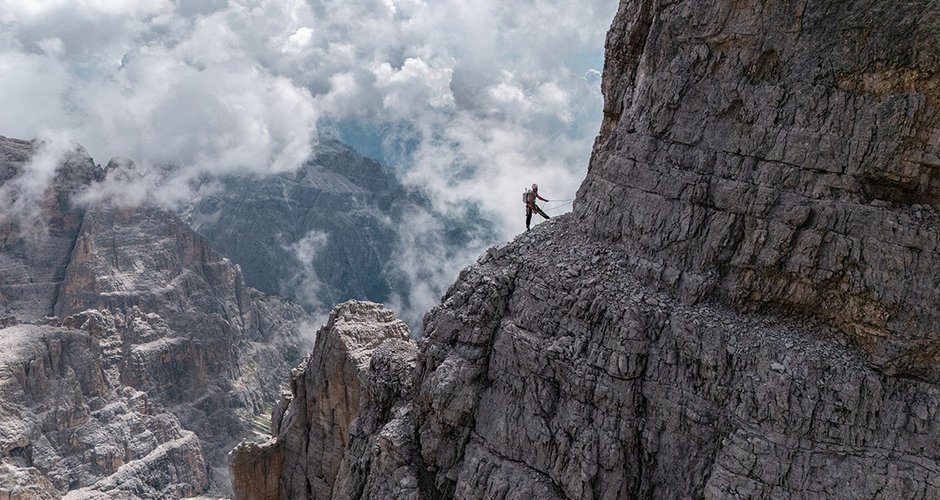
[0,0,618,326]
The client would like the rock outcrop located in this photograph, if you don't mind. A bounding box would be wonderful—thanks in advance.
[0,139,308,496]
[231,0,940,498]
[0,318,207,499]
[230,301,414,500]
[0,137,103,321]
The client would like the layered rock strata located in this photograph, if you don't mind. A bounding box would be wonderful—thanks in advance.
[231,0,939,498]
[230,301,415,500]
[578,0,940,377]
[0,139,307,496]
[0,316,207,499]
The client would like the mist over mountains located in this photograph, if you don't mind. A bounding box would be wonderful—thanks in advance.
[0,135,308,496]
[182,135,492,330]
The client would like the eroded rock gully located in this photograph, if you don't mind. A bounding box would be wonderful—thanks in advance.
[231,0,939,498]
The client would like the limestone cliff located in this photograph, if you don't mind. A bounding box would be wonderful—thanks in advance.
[0,316,208,499]
[231,0,940,498]
[230,301,414,500]
[578,0,940,378]
[0,139,307,497]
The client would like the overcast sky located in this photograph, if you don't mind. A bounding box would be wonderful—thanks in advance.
[1,0,618,324]
[0,0,617,229]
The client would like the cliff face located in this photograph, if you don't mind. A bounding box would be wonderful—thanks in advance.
[0,316,208,499]
[0,139,307,496]
[0,137,102,321]
[231,0,940,498]
[230,301,414,500]
[578,0,940,377]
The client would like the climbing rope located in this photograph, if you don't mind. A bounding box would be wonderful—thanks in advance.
[545,200,574,213]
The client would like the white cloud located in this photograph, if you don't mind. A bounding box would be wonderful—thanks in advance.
[374,57,455,116]
[282,230,331,327]
[0,0,618,323]
[283,26,314,54]
[0,0,319,204]
[0,52,72,139]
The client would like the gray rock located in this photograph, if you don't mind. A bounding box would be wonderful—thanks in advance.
[0,137,104,321]
[0,139,309,496]
[230,0,940,498]
[576,0,940,378]
[0,321,208,498]
[230,301,415,500]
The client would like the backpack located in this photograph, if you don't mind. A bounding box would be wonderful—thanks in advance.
[523,189,531,204]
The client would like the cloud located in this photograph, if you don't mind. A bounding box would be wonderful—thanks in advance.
[281,229,331,327]
[0,0,319,208]
[385,204,489,331]
[0,0,618,326]
[288,0,616,237]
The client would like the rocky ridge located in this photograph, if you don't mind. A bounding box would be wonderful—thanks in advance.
[230,0,940,498]
[234,221,939,498]
[0,138,307,497]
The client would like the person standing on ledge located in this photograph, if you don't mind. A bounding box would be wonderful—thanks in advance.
[525,183,550,231]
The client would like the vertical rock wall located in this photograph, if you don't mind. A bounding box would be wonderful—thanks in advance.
[576,0,940,375]
[230,301,414,500]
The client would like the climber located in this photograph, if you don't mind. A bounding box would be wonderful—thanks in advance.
[524,183,550,231]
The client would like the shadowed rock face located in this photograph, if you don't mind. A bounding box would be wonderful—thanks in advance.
[0,139,307,497]
[576,0,940,377]
[230,0,940,498]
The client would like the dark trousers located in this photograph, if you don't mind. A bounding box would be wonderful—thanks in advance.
[526,204,549,230]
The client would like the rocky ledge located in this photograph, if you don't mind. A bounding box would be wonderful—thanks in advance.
[231,221,939,498]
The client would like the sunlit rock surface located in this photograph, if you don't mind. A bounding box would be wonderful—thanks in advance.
[230,301,414,500]
[0,138,307,497]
